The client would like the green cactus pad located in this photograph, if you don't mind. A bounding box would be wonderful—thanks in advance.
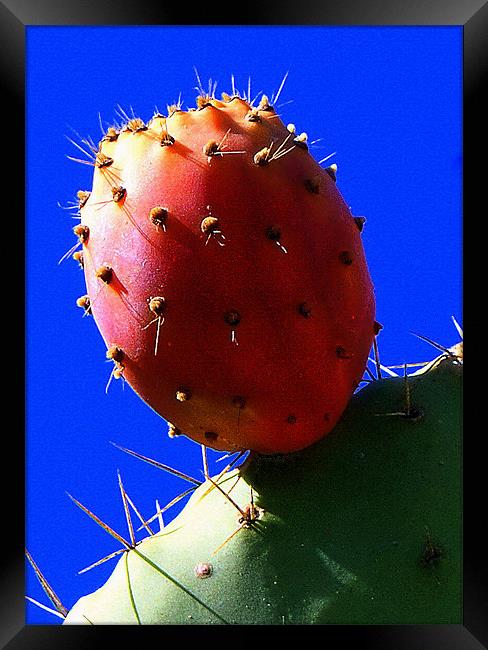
[64,355,462,625]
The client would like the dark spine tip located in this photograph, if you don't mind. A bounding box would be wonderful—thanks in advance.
[112,186,126,203]
[106,345,124,363]
[232,396,246,409]
[194,563,213,579]
[405,407,424,423]
[201,216,219,234]
[96,153,113,168]
[254,147,270,165]
[196,96,213,109]
[224,310,241,327]
[266,226,281,241]
[325,165,337,182]
[167,423,182,438]
[73,224,89,243]
[203,140,219,157]
[339,251,353,265]
[72,251,84,268]
[95,265,113,284]
[175,388,192,402]
[204,431,218,441]
[149,207,168,228]
[113,366,125,380]
[293,135,308,150]
[304,177,320,194]
[420,535,443,568]
[246,110,262,123]
[354,216,366,232]
[287,414,297,424]
[127,118,147,133]
[76,295,91,312]
[257,95,273,111]
[77,190,91,208]
[336,346,351,359]
[148,296,166,315]
[101,127,119,142]
[160,133,175,146]
[298,302,312,318]
[373,320,383,335]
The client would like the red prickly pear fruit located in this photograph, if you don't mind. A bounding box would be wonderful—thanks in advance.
[75,89,376,454]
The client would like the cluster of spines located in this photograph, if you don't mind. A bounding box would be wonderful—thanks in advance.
[25,439,253,623]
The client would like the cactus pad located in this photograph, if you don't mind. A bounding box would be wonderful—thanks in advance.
[64,355,462,625]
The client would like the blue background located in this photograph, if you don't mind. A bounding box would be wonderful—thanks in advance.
[26,26,462,624]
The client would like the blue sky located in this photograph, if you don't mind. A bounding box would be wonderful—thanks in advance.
[26,25,462,623]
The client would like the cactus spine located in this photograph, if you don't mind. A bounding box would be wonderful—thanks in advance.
[64,354,462,625]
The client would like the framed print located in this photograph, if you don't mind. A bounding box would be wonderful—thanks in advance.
[3,0,482,647]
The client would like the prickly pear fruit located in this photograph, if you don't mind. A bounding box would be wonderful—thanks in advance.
[72,87,375,454]
[64,354,461,625]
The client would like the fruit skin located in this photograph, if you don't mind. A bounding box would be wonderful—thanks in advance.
[75,92,376,454]
[64,355,462,625]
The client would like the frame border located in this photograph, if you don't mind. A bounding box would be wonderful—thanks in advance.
[7,0,482,647]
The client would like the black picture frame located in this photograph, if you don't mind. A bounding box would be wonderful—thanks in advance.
[5,0,481,647]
